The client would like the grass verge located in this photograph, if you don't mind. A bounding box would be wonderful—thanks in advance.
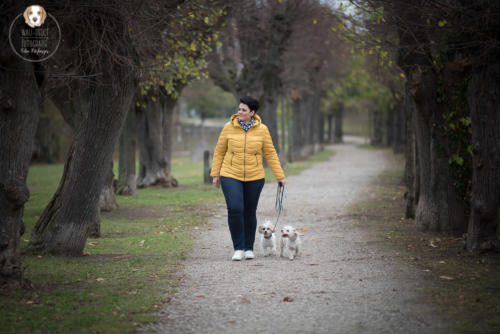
[1,148,334,334]
[349,150,500,334]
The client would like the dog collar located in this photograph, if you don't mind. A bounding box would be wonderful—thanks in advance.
[264,234,273,239]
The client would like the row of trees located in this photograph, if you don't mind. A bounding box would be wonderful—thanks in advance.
[0,0,228,288]
[207,0,349,161]
[1,0,353,290]
[348,0,500,250]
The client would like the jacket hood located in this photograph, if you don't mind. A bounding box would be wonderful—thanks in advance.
[230,113,262,127]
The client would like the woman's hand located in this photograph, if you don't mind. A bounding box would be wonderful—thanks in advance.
[213,176,220,188]
[277,178,285,187]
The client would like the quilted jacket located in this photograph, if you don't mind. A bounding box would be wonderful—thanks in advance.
[210,114,285,182]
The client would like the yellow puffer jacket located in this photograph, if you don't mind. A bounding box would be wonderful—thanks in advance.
[210,114,285,182]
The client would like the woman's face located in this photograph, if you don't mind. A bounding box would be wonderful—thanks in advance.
[237,103,255,123]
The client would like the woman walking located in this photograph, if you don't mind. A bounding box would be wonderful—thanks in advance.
[211,96,285,261]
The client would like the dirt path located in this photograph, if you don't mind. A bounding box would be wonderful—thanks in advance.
[139,139,450,333]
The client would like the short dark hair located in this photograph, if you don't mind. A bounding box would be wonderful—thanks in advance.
[240,96,259,113]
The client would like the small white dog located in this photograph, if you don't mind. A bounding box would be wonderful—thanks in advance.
[257,220,277,257]
[24,5,47,28]
[280,225,301,260]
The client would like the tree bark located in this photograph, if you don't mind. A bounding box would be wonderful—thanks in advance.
[99,162,118,212]
[137,99,167,187]
[466,64,500,251]
[291,94,317,160]
[392,101,405,154]
[327,114,333,143]
[371,109,383,145]
[161,92,179,187]
[0,51,41,287]
[28,70,134,255]
[117,103,137,195]
[310,95,321,153]
[32,99,63,163]
[260,91,280,153]
[334,102,343,143]
[411,69,468,232]
[404,84,418,219]
[385,106,394,147]
[318,112,325,145]
[136,90,178,188]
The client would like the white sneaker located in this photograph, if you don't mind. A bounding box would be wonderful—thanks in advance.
[244,250,255,260]
[232,250,244,261]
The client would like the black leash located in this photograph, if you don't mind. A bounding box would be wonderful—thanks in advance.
[273,183,285,231]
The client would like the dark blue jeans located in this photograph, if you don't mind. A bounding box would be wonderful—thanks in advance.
[220,176,265,251]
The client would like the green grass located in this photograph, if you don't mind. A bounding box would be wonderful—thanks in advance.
[2,149,333,334]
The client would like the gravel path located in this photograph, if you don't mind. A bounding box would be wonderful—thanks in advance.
[139,139,449,334]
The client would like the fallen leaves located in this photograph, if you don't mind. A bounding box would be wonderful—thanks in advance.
[439,275,454,280]
[283,296,294,302]
[429,238,441,248]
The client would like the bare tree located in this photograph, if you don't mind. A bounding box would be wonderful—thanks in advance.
[0,2,45,287]
[26,0,184,255]
[281,1,347,160]
[207,0,301,151]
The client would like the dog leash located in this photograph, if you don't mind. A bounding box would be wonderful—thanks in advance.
[273,183,285,231]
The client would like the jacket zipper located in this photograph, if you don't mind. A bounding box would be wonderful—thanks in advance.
[243,130,247,181]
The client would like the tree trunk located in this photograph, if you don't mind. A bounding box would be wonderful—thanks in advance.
[99,161,118,212]
[466,64,500,251]
[0,52,41,287]
[117,103,137,195]
[161,92,179,187]
[32,99,63,163]
[371,109,383,145]
[393,102,405,154]
[411,69,468,232]
[327,114,333,143]
[404,84,418,219]
[28,70,134,255]
[291,94,316,160]
[260,84,280,154]
[318,112,325,145]
[334,102,343,143]
[280,96,287,156]
[136,99,168,187]
[385,106,394,147]
[310,95,321,153]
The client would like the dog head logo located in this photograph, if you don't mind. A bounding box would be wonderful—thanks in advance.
[23,5,47,28]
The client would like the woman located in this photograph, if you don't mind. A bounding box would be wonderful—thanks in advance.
[211,96,285,261]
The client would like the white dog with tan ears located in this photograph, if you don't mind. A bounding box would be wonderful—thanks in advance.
[280,225,301,260]
[24,5,47,28]
[257,220,277,257]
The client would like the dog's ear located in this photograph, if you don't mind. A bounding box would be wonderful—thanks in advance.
[23,6,31,25]
[40,7,47,24]
[258,225,264,234]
